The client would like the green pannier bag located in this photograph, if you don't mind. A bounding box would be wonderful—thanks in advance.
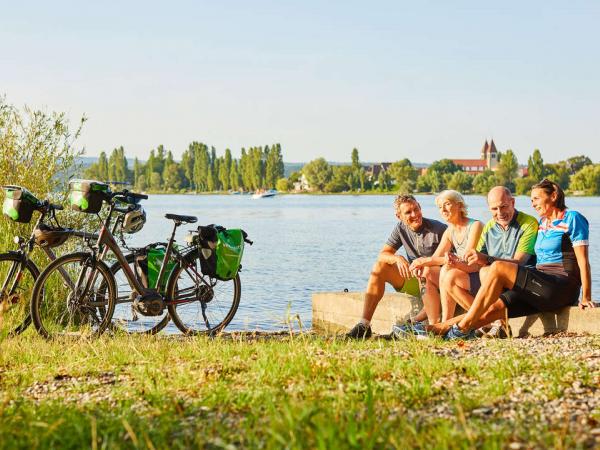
[195,226,246,281]
[68,179,110,214]
[2,186,40,223]
[135,246,177,292]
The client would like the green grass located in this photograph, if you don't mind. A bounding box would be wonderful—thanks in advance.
[0,332,598,449]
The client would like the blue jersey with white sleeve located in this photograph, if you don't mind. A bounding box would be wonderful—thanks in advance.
[535,209,589,284]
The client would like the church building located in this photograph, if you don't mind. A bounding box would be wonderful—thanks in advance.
[451,139,499,175]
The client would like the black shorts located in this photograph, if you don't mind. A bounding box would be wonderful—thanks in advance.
[468,272,481,297]
[500,266,581,318]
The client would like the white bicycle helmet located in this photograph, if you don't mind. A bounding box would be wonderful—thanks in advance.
[122,207,146,234]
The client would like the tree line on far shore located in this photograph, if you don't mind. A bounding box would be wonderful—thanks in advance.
[84,143,284,193]
[298,149,598,195]
[84,144,600,195]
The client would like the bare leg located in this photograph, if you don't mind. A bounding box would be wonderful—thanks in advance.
[457,261,517,331]
[428,300,507,335]
[443,268,475,311]
[439,265,457,322]
[362,260,405,322]
[421,266,442,324]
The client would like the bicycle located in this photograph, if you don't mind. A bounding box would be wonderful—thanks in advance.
[31,184,251,337]
[0,185,97,336]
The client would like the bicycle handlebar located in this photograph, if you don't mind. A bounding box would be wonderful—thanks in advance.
[110,189,148,205]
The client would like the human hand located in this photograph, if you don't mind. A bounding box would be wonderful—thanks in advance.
[464,249,482,266]
[396,256,412,279]
[409,257,426,273]
[445,252,460,267]
[579,297,596,310]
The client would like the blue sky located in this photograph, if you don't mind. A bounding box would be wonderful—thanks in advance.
[2,1,599,163]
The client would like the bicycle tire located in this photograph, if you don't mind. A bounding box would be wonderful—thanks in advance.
[108,253,170,335]
[30,252,116,338]
[166,251,241,335]
[0,252,40,336]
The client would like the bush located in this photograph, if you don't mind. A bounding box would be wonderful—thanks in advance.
[0,97,85,247]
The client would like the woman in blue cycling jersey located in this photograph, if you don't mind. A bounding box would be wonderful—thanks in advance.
[432,178,593,339]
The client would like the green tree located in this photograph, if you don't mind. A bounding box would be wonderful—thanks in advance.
[388,159,417,193]
[545,162,571,190]
[417,169,443,193]
[180,146,195,189]
[162,151,181,192]
[527,149,545,181]
[133,158,142,190]
[515,177,536,195]
[428,159,462,175]
[230,160,241,191]
[276,177,291,192]
[566,155,592,174]
[265,144,284,189]
[472,170,499,195]
[149,172,162,191]
[497,149,519,191]
[447,171,473,193]
[302,158,332,191]
[570,164,600,195]
[351,148,360,170]
[193,143,210,191]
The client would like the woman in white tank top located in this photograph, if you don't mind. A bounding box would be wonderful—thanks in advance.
[409,190,483,322]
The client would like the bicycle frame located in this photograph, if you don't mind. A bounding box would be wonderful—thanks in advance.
[90,202,180,299]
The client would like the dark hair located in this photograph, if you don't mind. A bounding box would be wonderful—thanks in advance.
[532,178,566,210]
[394,194,418,211]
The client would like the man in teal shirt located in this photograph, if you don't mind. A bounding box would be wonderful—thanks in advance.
[439,186,538,336]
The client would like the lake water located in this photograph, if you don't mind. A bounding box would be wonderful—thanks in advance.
[126,194,600,332]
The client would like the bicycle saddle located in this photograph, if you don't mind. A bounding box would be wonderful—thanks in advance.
[165,213,198,224]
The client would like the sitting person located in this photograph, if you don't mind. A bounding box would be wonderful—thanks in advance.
[408,190,483,324]
[346,194,446,339]
[440,186,538,337]
[432,179,593,340]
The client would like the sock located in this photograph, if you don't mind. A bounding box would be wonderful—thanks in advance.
[359,318,370,327]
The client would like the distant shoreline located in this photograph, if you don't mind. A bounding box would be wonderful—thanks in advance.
[138,191,599,197]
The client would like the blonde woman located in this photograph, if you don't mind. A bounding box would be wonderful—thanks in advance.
[409,190,483,322]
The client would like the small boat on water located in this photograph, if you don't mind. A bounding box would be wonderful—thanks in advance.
[252,189,278,199]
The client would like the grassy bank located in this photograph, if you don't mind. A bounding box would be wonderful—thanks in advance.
[1,333,599,449]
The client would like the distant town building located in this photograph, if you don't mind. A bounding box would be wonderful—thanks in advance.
[365,162,392,181]
[293,173,311,192]
[451,139,499,175]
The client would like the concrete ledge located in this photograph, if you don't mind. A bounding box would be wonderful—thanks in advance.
[312,292,600,336]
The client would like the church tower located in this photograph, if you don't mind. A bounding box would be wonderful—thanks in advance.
[480,140,489,160]
[487,139,499,169]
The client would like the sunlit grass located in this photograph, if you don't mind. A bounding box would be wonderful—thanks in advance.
[0,333,598,449]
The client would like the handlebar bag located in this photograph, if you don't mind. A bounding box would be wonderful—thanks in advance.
[2,186,40,223]
[68,179,109,214]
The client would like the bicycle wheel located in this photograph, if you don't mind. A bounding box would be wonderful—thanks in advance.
[166,252,240,335]
[31,252,116,338]
[0,253,40,336]
[109,253,170,334]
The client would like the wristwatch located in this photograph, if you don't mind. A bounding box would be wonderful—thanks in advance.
[485,255,496,265]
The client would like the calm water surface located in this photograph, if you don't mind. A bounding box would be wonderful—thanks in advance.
[127,194,600,332]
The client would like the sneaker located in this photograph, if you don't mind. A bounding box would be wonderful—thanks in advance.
[486,323,512,339]
[390,321,429,340]
[443,324,477,341]
[346,322,372,339]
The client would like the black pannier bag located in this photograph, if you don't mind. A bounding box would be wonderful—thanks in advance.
[188,225,247,281]
[68,179,110,214]
[2,185,40,223]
